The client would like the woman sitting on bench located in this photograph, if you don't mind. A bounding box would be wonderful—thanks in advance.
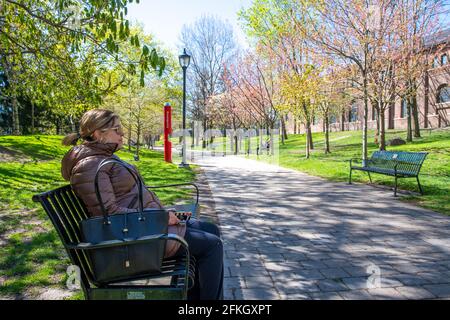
[61,109,223,300]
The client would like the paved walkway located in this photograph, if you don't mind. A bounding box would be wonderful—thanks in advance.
[194,155,450,300]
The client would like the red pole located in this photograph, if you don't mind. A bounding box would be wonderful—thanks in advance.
[164,103,172,163]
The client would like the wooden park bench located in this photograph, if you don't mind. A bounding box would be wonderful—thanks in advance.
[32,183,200,300]
[349,151,428,197]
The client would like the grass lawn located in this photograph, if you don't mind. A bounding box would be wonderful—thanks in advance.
[0,135,196,299]
[249,128,449,215]
[168,127,449,215]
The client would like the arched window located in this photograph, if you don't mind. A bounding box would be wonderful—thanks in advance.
[441,54,448,66]
[401,98,408,118]
[372,107,378,121]
[330,114,337,124]
[432,56,440,68]
[349,103,358,122]
[437,85,450,103]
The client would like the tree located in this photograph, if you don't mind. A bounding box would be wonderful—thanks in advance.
[279,64,319,158]
[239,0,320,151]
[316,69,352,153]
[0,0,166,134]
[306,0,385,163]
[393,0,444,141]
[103,27,183,158]
[179,15,237,147]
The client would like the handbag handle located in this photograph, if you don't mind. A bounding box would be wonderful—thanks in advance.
[94,158,145,224]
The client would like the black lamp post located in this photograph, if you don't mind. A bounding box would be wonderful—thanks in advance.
[179,48,191,168]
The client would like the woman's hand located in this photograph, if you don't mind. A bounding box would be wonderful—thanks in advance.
[168,211,180,226]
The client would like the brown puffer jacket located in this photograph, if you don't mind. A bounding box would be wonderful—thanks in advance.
[61,141,163,217]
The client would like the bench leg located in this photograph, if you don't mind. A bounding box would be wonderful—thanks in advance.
[394,176,398,197]
[417,176,424,195]
[367,172,372,183]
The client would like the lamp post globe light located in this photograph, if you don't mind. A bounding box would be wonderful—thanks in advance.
[179,48,191,168]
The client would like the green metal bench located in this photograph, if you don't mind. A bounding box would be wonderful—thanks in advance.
[349,151,428,197]
[32,184,197,300]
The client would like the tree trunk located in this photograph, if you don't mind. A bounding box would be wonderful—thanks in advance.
[70,114,76,133]
[281,117,288,143]
[325,115,330,154]
[259,129,263,155]
[375,104,380,133]
[411,92,421,138]
[270,129,274,156]
[362,75,369,164]
[11,95,20,135]
[127,105,132,151]
[379,108,386,151]
[3,58,20,135]
[31,100,35,134]
[341,112,345,131]
[56,118,61,135]
[305,124,310,159]
[306,121,314,151]
[406,97,413,142]
[136,121,141,160]
[202,119,207,148]
[128,125,132,151]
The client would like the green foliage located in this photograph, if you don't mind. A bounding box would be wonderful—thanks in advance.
[0,0,166,134]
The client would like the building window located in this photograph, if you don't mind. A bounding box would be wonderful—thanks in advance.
[372,107,378,121]
[441,54,448,66]
[349,103,358,122]
[330,114,337,124]
[437,85,450,103]
[401,98,408,118]
[432,56,440,68]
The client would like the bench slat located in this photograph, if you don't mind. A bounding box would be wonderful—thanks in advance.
[370,151,427,176]
[349,150,428,196]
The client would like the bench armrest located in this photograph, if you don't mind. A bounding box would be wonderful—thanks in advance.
[349,158,367,166]
[146,183,199,205]
[67,233,189,252]
[67,233,191,291]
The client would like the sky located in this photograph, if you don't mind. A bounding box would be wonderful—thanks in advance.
[126,0,253,53]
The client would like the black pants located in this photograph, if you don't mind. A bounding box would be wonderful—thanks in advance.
[175,219,224,300]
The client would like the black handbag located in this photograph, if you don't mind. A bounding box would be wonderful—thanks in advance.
[80,157,168,284]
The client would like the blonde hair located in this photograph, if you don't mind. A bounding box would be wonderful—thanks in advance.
[62,109,119,146]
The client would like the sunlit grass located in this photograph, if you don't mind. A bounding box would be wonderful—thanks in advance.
[170,128,450,215]
[0,135,196,299]
[262,128,449,215]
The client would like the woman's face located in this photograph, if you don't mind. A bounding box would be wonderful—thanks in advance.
[93,118,124,150]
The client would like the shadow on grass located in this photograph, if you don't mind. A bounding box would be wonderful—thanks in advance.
[0,136,69,161]
[0,229,68,297]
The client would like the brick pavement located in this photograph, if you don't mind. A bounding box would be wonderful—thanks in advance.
[194,155,450,300]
